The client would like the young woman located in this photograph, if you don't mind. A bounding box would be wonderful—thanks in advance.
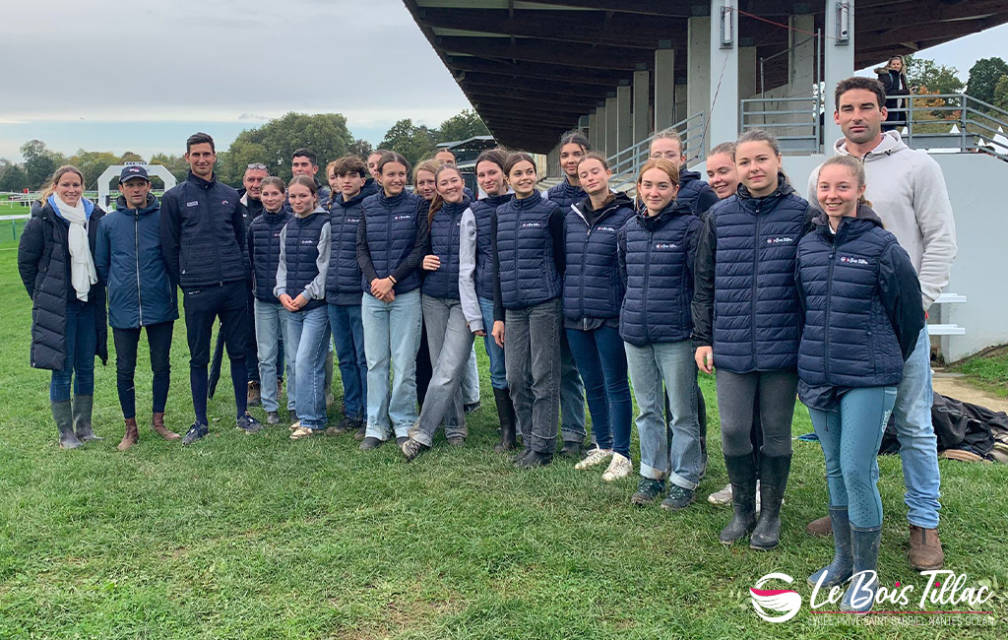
[411,159,439,409]
[401,165,477,459]
[692,129,812,549]
[564,153,635,481]
[18,165,107,449]
[357,152,428,449]
[874,55,910,131]
[798,156,923,614]
[324,156,370,438]
[459,149,516,451]
[247,176,292,425]
[491,152,565,468]
[275,176,332,440]
[618,159,704,507]
[95,166,180,450]
[546,131,589,457]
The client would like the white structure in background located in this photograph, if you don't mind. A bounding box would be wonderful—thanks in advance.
[97,163,176,210]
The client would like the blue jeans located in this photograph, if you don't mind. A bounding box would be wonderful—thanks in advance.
[361,289,422,439]
[478,296,507,390]
[808,386,898,529]
[50,300,99,402]
[560,332,587,443]
[625,340,702,489]
[283,305,330,429]
[462,347,480,405]
[566,325,632,458]
[255,299,294,412]
[328,303,367,421]
[894,328,941,528]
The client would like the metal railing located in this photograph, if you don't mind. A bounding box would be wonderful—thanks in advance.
[605,112,706,193]
[739,95,824,153]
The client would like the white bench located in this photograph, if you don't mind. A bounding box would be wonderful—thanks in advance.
[927,292,966,336]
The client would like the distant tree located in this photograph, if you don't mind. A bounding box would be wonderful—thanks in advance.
[148,153,190,185]
[68,150,121,190]
[21,140,64,189]
[380,119,437,166]
[993,76,1008,113]
[119,151,144,163]
[347,138,373,160]
[903,55,963,96]
[436,109,490,143]
[965,57,1008,106]
[221,112,354,183]
[0,163,29,192]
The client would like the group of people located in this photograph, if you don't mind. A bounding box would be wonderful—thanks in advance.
[18,75,957,615]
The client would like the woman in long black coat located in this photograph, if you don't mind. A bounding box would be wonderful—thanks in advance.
[18,165,107,449]
[875,55,910,131]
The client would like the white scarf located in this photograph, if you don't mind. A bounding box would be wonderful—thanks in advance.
[51,195,97,302]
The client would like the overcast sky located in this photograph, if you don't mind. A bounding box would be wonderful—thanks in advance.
[1,0,1006,161]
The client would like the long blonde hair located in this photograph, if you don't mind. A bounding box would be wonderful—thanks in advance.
[39,165,85,203]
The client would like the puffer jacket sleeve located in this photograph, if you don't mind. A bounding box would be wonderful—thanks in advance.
[690,212,718,348]
[879,239,925,360]
[95,216,111,285]
[17,216,44,297]
[160,190,181,287]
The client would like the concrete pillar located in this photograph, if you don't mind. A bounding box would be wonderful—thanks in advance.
[739,46,757,99]
[687,15,711,150]
[587,112,598,150]
[633,69,650,144]
[654,46,676,132]
[708,0,739,155]
[605,93,618,157]
[823,0,855,148]
[675,80,687,125]
[616,83,633,153]
[546,144,559,179]
[594,104,606,152]
[788,14,815,95]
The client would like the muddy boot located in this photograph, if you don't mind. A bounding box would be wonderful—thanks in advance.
[53,400,82,449]
[750,454,791,551]
[151,412,181,440]
[492,387,517,453]
[73,395,101,442]
[719,453,758,545]
[117,418,139,451]
[842,525,882,615]
[807,507,852,588]
[908,525,944,572]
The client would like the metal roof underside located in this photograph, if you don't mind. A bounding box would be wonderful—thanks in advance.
[404,0,1008,152]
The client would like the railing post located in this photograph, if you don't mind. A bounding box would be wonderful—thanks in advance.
[961,94,968,151]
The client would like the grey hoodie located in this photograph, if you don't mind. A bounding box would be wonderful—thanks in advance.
[808,130,957,309]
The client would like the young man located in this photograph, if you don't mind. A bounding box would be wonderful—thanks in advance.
[290,148,332,205]
[649,131,719,215]
[805,77,957,571]
[160,132,262,444]
[95,166,181,450]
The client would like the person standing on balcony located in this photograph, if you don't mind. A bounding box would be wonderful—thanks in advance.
[874,56,910,132]
[804,76,957,573]
[545,130,589,459]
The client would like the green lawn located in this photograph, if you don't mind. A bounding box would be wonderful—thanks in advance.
[0,239,1005,639]
[953,348,1008,398]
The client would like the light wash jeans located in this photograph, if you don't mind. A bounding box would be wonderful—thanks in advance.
[284,305,330,430]
[478,296,507,389]
[625,340,702,490]
[893,328,941,528]
[462,347,480,405]
[505,299,561,454]
[409,296,474,446]
[361,288,422,439]
[328,303,367,421]
[808,386,898,529]
[254,299,294,413]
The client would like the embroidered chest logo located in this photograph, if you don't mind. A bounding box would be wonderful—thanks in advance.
[393,215,413,222]
[655,242,678,250]
[520,222,543,229]
[766,236,794,245]
[222,200,230,206]
[186,201,199,208]
[596,226,617,233]
[839,255,870,265]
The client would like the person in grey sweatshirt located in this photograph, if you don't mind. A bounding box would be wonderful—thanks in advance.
[804,76,957,572]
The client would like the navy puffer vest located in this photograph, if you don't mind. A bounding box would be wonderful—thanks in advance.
[797,213,904,388]
[249,209,290,303]
[284,210,328,311]
[564,193,635,324]
[620,200,702,346]
[712,177,811,373]
[423,196,471,300]
[326,191,366,305]
[677,169,720,216]
[361,191,423,294]
[547,178,586,208]
[470,193,513,300]
[496,192,562,309]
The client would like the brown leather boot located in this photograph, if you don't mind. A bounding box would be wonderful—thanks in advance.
[908,525,944,571]
[247,380,262,407]
[118,418,139,451]
[806,514,833,537]
[152,412,181,440]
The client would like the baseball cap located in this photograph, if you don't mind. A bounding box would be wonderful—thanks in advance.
[119,165,150,183]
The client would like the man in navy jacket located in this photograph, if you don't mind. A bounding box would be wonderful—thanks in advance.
[160,132,262,444]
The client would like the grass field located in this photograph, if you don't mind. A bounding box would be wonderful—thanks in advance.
[953,347,1008,399]
[0,236,1005,639]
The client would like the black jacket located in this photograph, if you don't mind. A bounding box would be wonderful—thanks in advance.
[18,199,108,370]
[160,171,248,289]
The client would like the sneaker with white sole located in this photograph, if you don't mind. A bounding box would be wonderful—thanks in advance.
[601,452,632,481]
[708,483,733,505]
[575,447,613,470]
[290,425,318,440]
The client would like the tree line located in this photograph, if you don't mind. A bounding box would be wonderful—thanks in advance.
[0,109,489,193]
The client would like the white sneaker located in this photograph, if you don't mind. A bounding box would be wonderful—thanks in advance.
[575,447,613,470]
[708,483,733,505]
[601,453,632,482]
